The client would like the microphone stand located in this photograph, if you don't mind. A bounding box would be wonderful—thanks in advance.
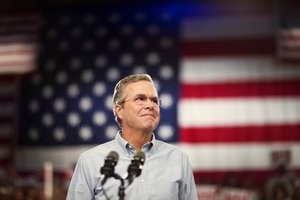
[113,174,125,200]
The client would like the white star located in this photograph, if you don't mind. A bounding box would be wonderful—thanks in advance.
[95,55,107,68]
[133,66,146,74]
[146,52,160,65]
[108,12,121,23]
[134,37,146,49]
[70,57,81,69]
[79,126,93,141]
[93,111,107,126]
[93,82,106,96]
[106,67,120,82]
[56,71,68,84]
[60,15,71,26]
[83,40,94,51]
[105,125,118,139]
[159,65,174,80]
[83,14,95,24]
[147,24,159,35]
[45,59,56,71]
[120,53,134,66]
[47,29,57,39]
[157,125,174,140]
[58,40,69,51]
[108,38,120,50]
[31,74,41,85]
[53,128,66,141]
[42,85,54,99]
[79,97,93,111]
[105,95,113,109]
[95,26,107,37]
[159,93,173,109]
[67,84,80,98]
[67,112,81,127]
[153,79,161,92]
[121,24,134,35]
[42,113,54,127]
[70,27,82,38]
[28,99,39,113]
[160,37,173,49]
[81,69,94,83]
[53,98,66,112]
[29,128,39,141]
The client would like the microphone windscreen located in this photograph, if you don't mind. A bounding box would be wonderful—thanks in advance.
[134,151,145,160]
[108,151,119,161]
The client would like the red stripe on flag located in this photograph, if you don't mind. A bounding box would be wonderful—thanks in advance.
[0,13,39,74]
[180,124,300,143]
[0,50,36,56]
[0,61,34,67]
[181,80,300,98]
[182,38,275,57]
[193,169,300,186]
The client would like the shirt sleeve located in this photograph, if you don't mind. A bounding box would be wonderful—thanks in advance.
[66,154,94,200]
[179,153,198,200]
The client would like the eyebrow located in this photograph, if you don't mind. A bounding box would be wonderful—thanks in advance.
[134,94,158,98]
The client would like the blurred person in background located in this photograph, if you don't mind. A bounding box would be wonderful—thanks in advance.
[67,74,198,200]
[271,183,291,200]
[266,162,299,200]
[291,181,300,200]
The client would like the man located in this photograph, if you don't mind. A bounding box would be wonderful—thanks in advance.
[67,74,198,200]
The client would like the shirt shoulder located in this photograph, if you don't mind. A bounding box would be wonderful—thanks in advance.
[79,140,117,161]
[155,140,189,158]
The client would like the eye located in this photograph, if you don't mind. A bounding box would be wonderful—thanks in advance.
[135,95,147,102]
[151,97,159,105]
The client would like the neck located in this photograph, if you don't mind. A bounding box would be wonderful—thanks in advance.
[121,129,152,151]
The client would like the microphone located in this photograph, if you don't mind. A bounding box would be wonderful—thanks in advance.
[127,151,145,184]
[100,151,119,185]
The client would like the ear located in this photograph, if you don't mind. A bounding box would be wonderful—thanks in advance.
[115,104,123,120]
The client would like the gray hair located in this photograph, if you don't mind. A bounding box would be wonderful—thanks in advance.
[112,74,154,127]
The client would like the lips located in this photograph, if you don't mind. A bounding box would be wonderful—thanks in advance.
[141,114,155,118]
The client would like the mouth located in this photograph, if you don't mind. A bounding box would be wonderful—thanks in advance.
[141,114,155,119]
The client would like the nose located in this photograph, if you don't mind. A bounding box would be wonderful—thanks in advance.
[145,98,155,108]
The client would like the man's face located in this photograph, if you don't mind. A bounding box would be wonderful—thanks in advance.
[116,80,160,133]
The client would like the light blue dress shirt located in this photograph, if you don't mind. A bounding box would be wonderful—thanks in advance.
[67,131,198,200]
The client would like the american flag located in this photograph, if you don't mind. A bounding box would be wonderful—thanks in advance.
[17,2,300,183]
[0,12,39,172]
[0,13,40,74]
[276,0,300,62]
[0,77,18,169]
[20,4,179,146]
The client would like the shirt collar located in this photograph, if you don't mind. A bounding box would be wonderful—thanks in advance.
[115,130,156,157]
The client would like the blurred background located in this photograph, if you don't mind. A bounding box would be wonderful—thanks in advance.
[0,0,300,199]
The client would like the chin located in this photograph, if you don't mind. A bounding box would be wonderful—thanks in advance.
[142,125,156,132]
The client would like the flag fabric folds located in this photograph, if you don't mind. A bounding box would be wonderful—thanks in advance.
[276,0,300,63]
[0,76,18,170]
[19,5,179,146]
[17,3,300,184]
[0,13,40,74]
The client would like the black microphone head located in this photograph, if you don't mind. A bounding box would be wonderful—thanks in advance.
[134,151,145,165]
[127,151,145,184]
[100,151,119,175]
[107,151,119,163]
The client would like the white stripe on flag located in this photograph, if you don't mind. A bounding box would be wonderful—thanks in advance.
[179,98,300,127]
[177,143,300,170]
[180,56,300,84]
[16,143,300,171]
